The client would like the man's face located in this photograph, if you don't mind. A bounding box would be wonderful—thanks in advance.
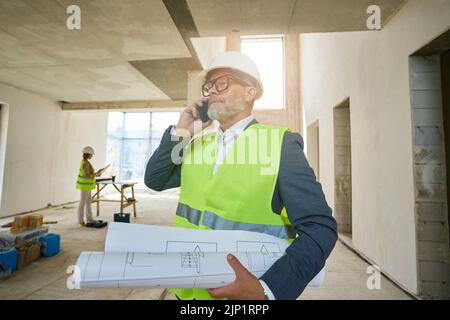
[204,69,253,121]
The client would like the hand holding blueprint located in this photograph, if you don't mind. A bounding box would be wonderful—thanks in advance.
[74,222,325,289]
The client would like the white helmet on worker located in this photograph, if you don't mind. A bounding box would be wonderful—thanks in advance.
[199,51,264,100]
[82,146,95,155]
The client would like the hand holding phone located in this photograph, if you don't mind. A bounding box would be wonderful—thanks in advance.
[197,100,210,123]
[175,99,212,137]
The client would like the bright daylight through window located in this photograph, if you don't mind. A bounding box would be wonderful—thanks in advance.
[241,36,285,109]
[106,112,180,183]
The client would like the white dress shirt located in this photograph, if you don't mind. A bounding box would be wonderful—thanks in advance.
[212,115,254,174]
[171,115,276,300]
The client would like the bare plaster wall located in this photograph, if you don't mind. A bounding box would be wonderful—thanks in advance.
[0,83,107,217]
[300,0,450,294]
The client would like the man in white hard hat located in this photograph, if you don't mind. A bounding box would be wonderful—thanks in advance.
[145,51,337,300]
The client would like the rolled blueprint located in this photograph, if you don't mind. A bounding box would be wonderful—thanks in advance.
[72,223,325,289]
[74,251,283,289]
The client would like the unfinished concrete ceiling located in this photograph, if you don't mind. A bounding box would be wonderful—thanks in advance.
[0,0,189,102]
[0,0,407,103]
[188,0,406,35]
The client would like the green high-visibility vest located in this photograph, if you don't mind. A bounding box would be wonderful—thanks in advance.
[76,159,96,191]
[172,124,296,300]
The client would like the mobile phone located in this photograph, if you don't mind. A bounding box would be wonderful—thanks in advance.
[198,100,210,123]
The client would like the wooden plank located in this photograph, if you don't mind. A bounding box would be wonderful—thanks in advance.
[122,201,138,209]
[132,185,137,218]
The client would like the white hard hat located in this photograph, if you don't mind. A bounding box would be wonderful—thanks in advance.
[199,51,264,100]
[82,146,95,155]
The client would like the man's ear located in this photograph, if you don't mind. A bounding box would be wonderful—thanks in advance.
[245,87,257,102]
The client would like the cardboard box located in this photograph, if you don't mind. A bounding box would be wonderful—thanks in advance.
[10,227,20,235]
[16,241,41,270]
[12,216,30,234]
[10,214,44,234]
[13,216,29,228]
[18,226,49,242]
[28,214,43,228]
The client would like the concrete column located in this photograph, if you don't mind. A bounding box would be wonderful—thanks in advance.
[284,34,302,134]
[187,70,203,106]
[307,121,320,181]
[226,30,241,51]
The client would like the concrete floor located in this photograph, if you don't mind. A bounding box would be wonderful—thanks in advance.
[0,189,413,300]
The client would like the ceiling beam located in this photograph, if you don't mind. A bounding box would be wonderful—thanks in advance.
[162,0,202,65]
[61,100,186,111]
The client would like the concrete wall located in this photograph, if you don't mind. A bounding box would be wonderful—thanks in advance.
[307,121,320,180]
[300,0,450,295]
[410,55,450,299]
[0,102,9,207]
[333,102,352,234]
[0,83,107,218]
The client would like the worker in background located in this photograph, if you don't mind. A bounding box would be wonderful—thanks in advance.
[144,51,337,300]
[76,146,102,226]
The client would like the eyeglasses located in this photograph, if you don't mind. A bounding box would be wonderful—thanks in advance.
[202,74,252,97]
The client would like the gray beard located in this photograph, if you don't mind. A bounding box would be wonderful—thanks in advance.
[208,101,245,121]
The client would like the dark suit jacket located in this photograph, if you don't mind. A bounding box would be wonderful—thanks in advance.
[144,120,338,299]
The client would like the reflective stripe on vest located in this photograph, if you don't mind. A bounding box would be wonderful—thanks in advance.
[174,124,291,300]
[176,202,296,239]
[176,202,202,226]
[202,210,296,239]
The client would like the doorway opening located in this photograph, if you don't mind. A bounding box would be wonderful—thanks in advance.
[333,98,352,238]
[410,28,450,299]
[307,120,320,181]
[0,102,9,207]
